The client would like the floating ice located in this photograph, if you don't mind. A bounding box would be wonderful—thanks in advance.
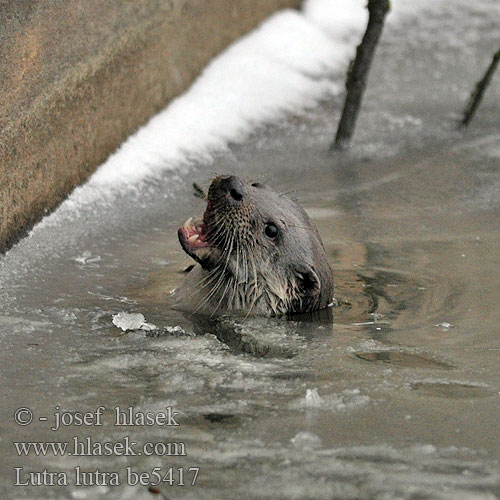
[291,431,323,450]
[146,325,196,338]
[73,251,101,265]
[112,312,145,331]
[305,388,325,408]
[412,443,437,455]
[111,312,157,332]
[436,322,453,330]
[139,322,158,332]
[165,325,186,335]
[60,311,78,322]
[293,387,370,411]
[71,485,110,499]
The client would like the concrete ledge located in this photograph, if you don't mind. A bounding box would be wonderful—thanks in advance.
[0,0,298,252]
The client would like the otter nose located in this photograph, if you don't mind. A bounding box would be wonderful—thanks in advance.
[219,176,244,201]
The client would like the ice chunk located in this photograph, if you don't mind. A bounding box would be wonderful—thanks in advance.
[435,322,453,330]
[139,322,158,332]
[146,325,193,338]
[305,388,324,408]
[291,431,322,450]
[165,325,185,335]
[292,387,370,411]
[112,312,157,332]
[74,251,101,265]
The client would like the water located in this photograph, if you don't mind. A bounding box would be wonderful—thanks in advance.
[1,1,499,498]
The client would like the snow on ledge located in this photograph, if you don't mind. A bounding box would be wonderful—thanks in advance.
[47,0,367,213]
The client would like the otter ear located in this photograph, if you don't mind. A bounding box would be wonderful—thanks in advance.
[294,264,321,297]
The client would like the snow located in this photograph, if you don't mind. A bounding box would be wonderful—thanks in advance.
[303,0,367,40]
[20,0,461,239]
[7,0,493,249]
[29,0,372,231]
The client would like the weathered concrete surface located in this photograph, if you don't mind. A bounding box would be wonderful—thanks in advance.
[0,0,297,252]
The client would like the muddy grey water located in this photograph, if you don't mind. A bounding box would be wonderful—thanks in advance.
[1,3,500,500]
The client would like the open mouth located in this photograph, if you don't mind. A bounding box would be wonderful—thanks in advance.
[177,205,213,265]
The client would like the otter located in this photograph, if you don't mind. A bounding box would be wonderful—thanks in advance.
[176,175,333,316]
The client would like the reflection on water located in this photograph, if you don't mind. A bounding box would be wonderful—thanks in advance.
[353,351,454,370]
[408,380,495,399]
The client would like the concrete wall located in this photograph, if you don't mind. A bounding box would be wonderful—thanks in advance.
[0,0,298,252]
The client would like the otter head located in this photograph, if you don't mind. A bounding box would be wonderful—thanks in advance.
[178,175,333,316]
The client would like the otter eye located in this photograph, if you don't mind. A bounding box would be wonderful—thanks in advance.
[264,223,278,239]
[251,182,262,188]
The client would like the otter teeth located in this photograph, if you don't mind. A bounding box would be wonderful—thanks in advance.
[184,217,194,229]
[188,234,200,243]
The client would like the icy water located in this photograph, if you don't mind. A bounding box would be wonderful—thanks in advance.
[1,2,500,499]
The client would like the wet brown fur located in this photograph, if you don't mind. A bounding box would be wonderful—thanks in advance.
[175,176,334,316]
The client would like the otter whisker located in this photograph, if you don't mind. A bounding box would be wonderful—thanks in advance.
[182,265,221,297]
[207,225,228,247]
[193,231,235,314]
[243,246,249,286]
[243,253,260,317]
[227,241,240,310]
[213,274,233,314]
